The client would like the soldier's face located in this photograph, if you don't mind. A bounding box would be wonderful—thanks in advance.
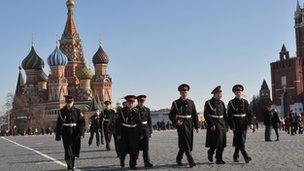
[214,92,222,99]
[106,104,111,109]
[138,99,145,106]
[127,100,135,108]
[180,90,188,98]
[66,101,74,107]
[234,90,242,98]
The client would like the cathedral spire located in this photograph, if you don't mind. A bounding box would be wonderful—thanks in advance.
[62,0,78,39]
[297,0,301,11]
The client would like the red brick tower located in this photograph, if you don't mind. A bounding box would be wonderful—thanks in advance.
[295,0,304,58]
[59,0,85,97]
[271,45,303,113]
[270,1,304,115]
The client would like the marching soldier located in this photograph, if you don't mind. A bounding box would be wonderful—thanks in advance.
[111,103,122,158]
[136,95,154,168]
[116,95,142,170]
[88,109,102,146]
[204,86,228,164]
[55,95,85,170]
[227,84,253,163]
[169,84,199,168]
[103,100,115,150]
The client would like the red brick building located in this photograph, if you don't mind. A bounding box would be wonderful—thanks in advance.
[271,1,304,116]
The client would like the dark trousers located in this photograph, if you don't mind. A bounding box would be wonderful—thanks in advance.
[113,134,121,157]
[273,127,279,140]
[209,147,224,161]
[233,147,249,160]
[292,124,298,135]
[88,130,100,146]
[176,149,194,164]
[141,136,151,165]
[103,122,112,149]
[265,126,272,141]
[121,153,139,168]
[62,138,76,169]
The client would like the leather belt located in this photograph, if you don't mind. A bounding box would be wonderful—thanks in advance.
[63,123,77,127]
[208,114,223,119]
[103,118,110,122]
[122,123,137,128]
[142,121,148,125]
[233,114,246,117]
[176,115,192,119]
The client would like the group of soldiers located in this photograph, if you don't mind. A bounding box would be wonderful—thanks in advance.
[55,83,254,170]
[169,83,253,168]
[88,100,116,151]
[55,94,153,170]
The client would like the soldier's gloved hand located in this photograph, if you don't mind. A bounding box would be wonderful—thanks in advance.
[55,135,61,141]
[195,129,199,133]
[149,133,152,138]
[176,120,183,126]
[250,124,254,130]
[211,126,216,131]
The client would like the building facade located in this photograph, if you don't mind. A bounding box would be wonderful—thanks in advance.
[271,1,304,116]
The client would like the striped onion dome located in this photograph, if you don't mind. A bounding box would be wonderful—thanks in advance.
[47,46,68,66]
[21,45,44,70]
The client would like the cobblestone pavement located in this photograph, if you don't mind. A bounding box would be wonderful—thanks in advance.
[0,128,304,171]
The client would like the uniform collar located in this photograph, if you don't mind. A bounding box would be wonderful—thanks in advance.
[234,97,243,101]
[136,105,145,109]
[179,97,188,102]
[212,97,221,102]
[65,105,75,110]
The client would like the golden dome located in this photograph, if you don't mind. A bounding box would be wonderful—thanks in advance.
[77,65,93,80]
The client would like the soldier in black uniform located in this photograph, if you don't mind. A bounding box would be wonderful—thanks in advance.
[110,103,122,157]
[88,109,102,146]
[169,84,199,168]
[263,103,273,141]
[103,100,115,150]
[227,84,253,163]
[136,95,153,168]
[55,95,85,170]
[116,95,142,170]
[204,86,228,164]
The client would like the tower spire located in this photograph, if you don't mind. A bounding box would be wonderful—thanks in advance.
[62,0,78,38]
[66,0,75,15]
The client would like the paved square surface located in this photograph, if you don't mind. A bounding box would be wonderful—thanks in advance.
[0,128,303,171]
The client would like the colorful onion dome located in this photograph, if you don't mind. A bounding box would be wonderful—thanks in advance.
[47,46,68,66]
[76,65,93,80]
[21,45,44,70]
[92,44,109,65]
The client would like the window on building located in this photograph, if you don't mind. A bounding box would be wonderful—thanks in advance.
[281,76,287,86]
